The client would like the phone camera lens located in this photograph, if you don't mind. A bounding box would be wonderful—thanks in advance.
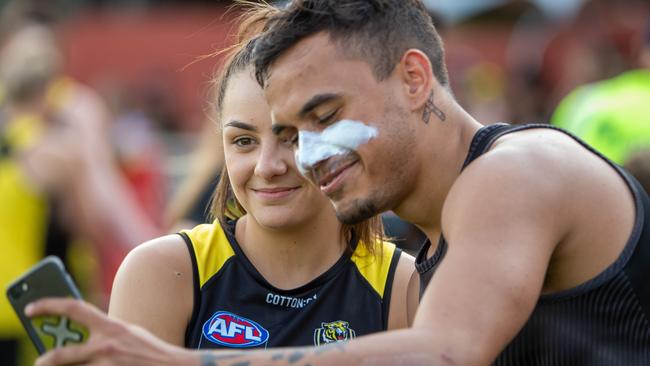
[9,285,22,299]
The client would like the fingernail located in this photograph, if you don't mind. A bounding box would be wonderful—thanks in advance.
[25,303,34,315]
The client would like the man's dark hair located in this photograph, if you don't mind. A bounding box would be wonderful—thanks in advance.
[253,0,449,89]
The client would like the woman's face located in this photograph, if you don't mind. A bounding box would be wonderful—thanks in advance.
[221,69,336,229]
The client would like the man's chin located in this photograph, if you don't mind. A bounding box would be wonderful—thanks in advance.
[334,199,380,225]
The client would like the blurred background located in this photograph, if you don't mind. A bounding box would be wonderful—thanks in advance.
[0,0,648,364]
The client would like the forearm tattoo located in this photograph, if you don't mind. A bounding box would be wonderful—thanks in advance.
[422,91,446,124]
[200,354,245,366]
[200,342,347,366]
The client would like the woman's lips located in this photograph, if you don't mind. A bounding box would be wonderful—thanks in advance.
[252,186,300,199]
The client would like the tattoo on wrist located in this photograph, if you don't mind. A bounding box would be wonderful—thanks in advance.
[422,91,446,124]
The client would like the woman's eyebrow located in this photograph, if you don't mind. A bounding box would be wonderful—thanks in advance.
[224,120,258,132]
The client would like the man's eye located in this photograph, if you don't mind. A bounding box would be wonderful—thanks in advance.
[282,134,298,148]
[318,109,339,125]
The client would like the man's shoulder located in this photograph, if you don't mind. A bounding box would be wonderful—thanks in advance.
[444,127,587,223]
[464,126,579,180]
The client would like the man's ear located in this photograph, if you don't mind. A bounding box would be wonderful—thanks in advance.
[397,49,436,112]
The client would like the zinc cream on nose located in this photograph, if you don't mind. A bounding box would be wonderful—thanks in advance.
[296,119,378,175]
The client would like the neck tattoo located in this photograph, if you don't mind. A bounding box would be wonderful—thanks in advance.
[422,91,446,124]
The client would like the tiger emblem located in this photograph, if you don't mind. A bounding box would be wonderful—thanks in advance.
[313,320,356,346]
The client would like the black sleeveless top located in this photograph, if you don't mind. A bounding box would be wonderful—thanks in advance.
[180,220,401,349]
[416,123,650,365]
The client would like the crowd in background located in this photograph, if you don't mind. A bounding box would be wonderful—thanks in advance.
[0,0,648,365]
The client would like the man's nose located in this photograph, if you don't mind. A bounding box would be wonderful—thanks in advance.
[296,130,346,173]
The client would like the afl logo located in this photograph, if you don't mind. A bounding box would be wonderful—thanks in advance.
[202,311,269,348]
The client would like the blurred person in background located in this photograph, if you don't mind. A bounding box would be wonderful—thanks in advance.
[551,15,650,167]
[0,5,159,365]
[109,3,418,349]
[164,119,224,230]
[541,0,647,115]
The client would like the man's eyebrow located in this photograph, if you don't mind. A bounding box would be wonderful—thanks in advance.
[299,93,341,118]
[223,120,257,132]
[271,124,290,136]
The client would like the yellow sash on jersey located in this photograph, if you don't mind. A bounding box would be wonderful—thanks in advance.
[182,223,235,289]
[351,240,396,299]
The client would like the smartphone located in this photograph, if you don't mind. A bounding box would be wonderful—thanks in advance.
[5,256,89,354]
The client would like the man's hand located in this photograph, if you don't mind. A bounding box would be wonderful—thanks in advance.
[25,298,197,366]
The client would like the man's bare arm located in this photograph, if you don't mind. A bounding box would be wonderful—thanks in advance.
[25,298,440,366]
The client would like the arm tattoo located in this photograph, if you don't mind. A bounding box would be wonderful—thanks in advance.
[314,342,347,355]
[200,353,242,366]
[287,351,305,363]
[422,91,446,124]
[199,342,347,366]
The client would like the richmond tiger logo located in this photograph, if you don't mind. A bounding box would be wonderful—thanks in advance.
[313,320,356,346]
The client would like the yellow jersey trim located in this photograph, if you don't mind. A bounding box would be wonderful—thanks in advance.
[350,241,396,299]
[181,223,235,289]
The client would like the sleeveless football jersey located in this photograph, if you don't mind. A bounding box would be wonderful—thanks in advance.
[181,220,401,349]
[416,123,650,365]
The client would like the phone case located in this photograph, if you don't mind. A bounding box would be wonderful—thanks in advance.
[5,256,89,354]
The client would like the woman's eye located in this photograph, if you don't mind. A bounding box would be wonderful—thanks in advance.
[234,137,255,147]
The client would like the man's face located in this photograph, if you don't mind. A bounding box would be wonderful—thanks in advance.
[264,33,419,224]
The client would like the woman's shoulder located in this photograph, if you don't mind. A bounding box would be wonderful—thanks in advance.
[180,221,226,243]
[178,221,238,288]
[109,235,194,345]
[124,234,190,270]
[179,221,234,256]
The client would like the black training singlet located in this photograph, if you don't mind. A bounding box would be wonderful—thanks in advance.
[180,220,402,349]
[416,123,650,365]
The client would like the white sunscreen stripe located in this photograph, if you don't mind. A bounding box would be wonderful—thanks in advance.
[296,119,378,175]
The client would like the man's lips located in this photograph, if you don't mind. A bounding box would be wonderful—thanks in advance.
[314,156,359,191]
